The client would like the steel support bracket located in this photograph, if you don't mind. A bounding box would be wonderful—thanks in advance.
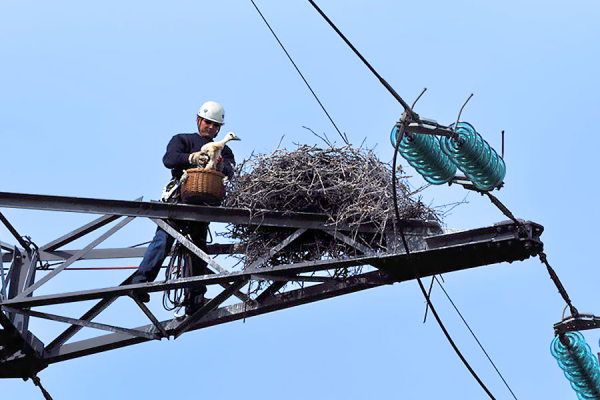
[554,314,600,335]
[0,307,47,378]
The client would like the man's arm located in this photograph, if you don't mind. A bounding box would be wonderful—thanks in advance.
[163,135,194,170]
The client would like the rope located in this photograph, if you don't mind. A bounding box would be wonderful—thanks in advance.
[249,0,349,145]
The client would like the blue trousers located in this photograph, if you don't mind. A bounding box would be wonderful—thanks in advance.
[133,221,208,300]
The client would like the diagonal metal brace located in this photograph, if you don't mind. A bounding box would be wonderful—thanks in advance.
[40,197,143,252]
[0,212,31,251]
[4,307,160,340]
[130,296,168,338]
[171,279,247,338]
[246,228,307,269]
[322,230,371,254]
[152,218,227,274]
[246,228,308,303]
[152,218,252,303]
[45,294,120,352]
[15,216,134,300]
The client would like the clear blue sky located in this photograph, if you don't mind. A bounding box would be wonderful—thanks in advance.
[2,1,600,399]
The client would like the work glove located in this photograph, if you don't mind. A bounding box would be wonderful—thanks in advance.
[188,151,209,167]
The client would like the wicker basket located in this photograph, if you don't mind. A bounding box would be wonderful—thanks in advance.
[181,168,225,205]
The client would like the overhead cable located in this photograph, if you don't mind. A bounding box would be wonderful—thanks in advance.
[308,0,415,115]
[249,0,349,145]
[392,139,497,399]
[434,276,519,400]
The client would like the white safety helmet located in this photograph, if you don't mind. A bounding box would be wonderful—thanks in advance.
[197,101,225,125]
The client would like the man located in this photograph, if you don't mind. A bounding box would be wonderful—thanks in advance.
[131,101,236,316]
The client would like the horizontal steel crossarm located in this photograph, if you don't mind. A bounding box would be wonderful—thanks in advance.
[250,273,336,283]
[424,219,543,249]
[0,220,542,309]
[2,243,240,263]
[44,270,390,364]
[0,191,439,233]
[0,253,387,308]
[3,307,160,340]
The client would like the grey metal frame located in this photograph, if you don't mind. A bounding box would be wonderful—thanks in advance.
[0,191,544,379]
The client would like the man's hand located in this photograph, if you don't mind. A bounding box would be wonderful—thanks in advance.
[188,151,209,167]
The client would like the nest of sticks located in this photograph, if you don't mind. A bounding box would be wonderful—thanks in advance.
[222,144,439,277]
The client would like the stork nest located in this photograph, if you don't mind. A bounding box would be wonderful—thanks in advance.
[221,144,439,275]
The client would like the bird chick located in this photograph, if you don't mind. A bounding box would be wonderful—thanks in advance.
[200,132,241,170]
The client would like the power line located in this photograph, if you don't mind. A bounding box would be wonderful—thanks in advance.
[391,133,498,399]
[249,0,349,145]
[434,276,519,400]
[307,0,414,114]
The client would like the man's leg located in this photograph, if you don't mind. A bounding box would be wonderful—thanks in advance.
[132,227,175,284]
[185,222,209,313]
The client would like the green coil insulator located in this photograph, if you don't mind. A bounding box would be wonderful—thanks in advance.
[439,122,505,191]
[390,125,457,185]
[551,332,600,400]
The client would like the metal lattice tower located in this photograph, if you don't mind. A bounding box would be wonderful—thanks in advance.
[0,191,544,379]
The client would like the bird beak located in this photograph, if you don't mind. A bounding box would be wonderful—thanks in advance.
[233,136,241,141]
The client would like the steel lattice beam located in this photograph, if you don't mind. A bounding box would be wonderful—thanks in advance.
[0,191,440,233]
[0,191,544,380]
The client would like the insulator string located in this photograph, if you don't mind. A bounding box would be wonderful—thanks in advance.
[551,332,600,399]
[440,122,506,191]
[391,125,457,185]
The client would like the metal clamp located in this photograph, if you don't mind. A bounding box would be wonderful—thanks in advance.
[554,314,600,335]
